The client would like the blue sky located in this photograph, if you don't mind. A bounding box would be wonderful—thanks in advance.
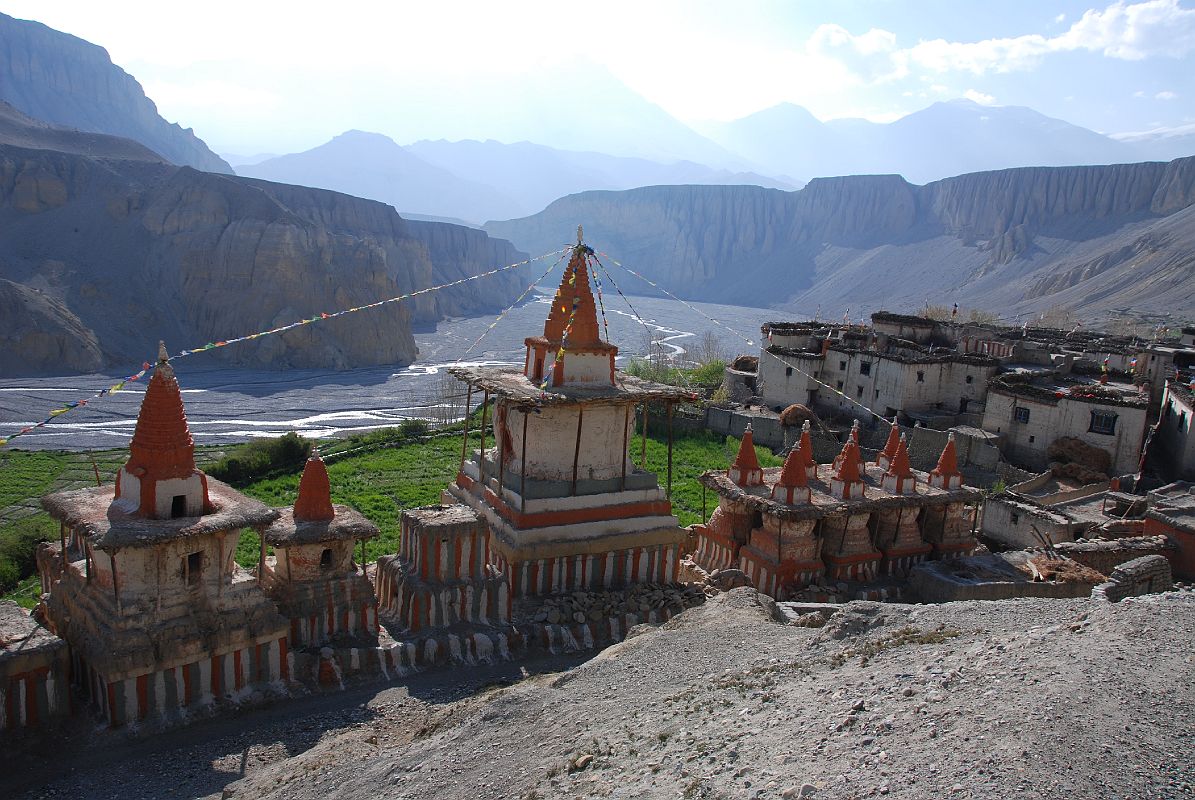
[3,0,1192,153]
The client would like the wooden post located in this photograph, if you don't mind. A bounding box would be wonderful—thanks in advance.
[360,538,366,574]
[85,544,91,583]
[285,549,292,582]
[59,522,67,569]
[621,404,630,491]
[217,533,225,595]
[111,550,120,612]
[497,406,506,496]
[259,529,267,578]
[666,402,674,500]
[571,406,585,496]
[479,391,489,487]
[520,410,529,513]
[641,403,648,469]
[460,386,473,475]
[702,483,707,519]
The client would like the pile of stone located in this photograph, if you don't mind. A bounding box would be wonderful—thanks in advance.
[517,583,706,625]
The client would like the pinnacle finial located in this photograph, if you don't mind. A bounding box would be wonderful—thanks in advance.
[577,224,584,244]
[157,340,169,363]
[309,444,321,459]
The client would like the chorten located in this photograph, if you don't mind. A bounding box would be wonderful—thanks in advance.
[875,419,901,471]
[261,448,380,647]
[829,438,866,500]
[425,235,690,599]
[729,424,764,487]
[770,436,811,505]
[927,432,964,489]
[113,343,211,519]
[880,434,917,495]
[38,348,288,726]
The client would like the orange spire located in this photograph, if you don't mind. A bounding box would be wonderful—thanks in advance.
[729,424,764,487]
[542,246,603,348]
[776,440,810,488]
[886,434,914,478]
[125,342,196,481]
[833,439,863,484]
[877,420,900,466]
[932,432,961,479]
[799,420,814,465]
[294,447,335,522]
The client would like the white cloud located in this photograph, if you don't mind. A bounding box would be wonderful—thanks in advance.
[963,89,998,105]
[908,0,1195,75]
[1156,90,1179,99]
[1135,89,1148,97]
[1055,13,1068,23]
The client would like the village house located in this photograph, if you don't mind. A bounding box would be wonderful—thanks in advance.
[1158,379,1195,481]
[756,319,1001,425]
[980,373,1149,476]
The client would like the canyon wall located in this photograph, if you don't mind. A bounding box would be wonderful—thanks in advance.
[0,145,530,374]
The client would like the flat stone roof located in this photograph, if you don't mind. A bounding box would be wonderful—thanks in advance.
[447,366,695,409]
[42,479,279,552]
[263,504,379,546]
[700,463,980,521]
[0,601,64,663]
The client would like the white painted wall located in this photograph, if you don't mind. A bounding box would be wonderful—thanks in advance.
[981,389,1148,475]
[500,401,633,482]
[1159,385,1195,480]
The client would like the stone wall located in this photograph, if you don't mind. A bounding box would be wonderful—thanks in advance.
[1091,555,1173,602]
[1052,535,1175,576]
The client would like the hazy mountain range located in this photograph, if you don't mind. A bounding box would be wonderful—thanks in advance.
[235,132,794,223]
[234,99,1195,223]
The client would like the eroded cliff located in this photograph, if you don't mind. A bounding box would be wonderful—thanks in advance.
[0,145,530,374]
[0,12,230,173]
[487,156,1195,317]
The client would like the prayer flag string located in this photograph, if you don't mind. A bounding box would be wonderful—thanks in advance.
[456,248,569,363]
[1,248,568,448]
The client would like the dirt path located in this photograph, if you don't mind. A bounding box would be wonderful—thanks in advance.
[1,652,588,800]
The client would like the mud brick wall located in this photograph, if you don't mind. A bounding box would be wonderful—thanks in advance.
[1091,555,1173,602]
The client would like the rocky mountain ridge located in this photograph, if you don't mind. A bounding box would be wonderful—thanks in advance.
[487,156,1195,319]
[0,143,530,375]
[0,12,230,173]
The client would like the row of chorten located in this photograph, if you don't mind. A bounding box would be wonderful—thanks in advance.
[727,418,963,502]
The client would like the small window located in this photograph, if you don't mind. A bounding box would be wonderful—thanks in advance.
[917,371,925,383]
[965,375,974,384]
[856,386,864,398]
[1029,435,1035,443]
[1089,410,1117,436]
[860,362,872,376]
[320,548,334,569]
[1014,406,1030,424]
[171,494,186,518]
[836,380,844,390]
[1011,512,1020,525]
[813,371,819,378]
[874,390,880,398]
[185,551,202,585]
[785,366,793,377]
[839,360,847,370]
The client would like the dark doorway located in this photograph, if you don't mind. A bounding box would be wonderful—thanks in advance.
[171,495,187,518]
[320,548,333,569]
[959,397,969,413]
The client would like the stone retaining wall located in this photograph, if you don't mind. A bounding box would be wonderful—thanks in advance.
[1091,555,1173,602]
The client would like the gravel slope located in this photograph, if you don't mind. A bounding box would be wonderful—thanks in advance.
[225,589,1195,800]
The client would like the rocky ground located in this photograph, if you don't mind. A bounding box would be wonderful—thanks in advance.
[6,590,1193,800]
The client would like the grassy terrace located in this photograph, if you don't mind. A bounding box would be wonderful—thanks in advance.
[0,420,780,608]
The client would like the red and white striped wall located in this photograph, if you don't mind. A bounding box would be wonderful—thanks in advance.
[72,636,289,727]
[506,543,683,597]
[824,552,881,583]
[2,663,68,732]
[289,601,378,648]
[690,524,739,574]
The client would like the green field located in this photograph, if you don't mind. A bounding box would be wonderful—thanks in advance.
[0,421,778,608]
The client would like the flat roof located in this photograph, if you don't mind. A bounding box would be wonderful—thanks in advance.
[448,366,695,409]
